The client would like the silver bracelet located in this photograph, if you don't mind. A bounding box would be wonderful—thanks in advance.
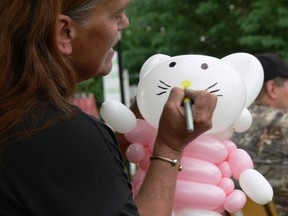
[150,155,183,171]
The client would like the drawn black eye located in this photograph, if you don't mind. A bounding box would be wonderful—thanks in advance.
[201,63,208,70]
[169,62,176,67]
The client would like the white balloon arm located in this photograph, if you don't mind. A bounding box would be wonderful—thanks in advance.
[100,100,137,134]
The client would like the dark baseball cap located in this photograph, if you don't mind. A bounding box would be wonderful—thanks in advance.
[255,53,288,82]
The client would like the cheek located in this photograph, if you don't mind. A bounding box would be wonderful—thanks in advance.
[281,85,288,97]
[277,87,288,108]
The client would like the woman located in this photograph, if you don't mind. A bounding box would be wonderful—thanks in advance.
[0,0,217,215]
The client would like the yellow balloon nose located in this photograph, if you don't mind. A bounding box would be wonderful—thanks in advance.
[181,80,191,89]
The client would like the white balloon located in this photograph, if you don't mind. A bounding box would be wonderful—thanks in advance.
[100,100,137,133]
[234,108,252,133]
[208,126,234,140]
[139,54,170,79]
[177,208,222,216]
[222,53,264,108]
[239,169,273,205]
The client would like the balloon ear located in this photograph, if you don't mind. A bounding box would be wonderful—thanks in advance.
[139,54,170,79]
[222,53,264,107]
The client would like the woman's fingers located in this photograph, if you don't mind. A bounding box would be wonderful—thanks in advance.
[157,87,218,152]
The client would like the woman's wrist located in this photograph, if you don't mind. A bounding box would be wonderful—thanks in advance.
[150,155,183,171]
[152,139,184,161]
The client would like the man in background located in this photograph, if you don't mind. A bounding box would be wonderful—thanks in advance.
[232,53,288,216]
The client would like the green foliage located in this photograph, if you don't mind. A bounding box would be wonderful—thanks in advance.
[122,0,288,85]
[76,77,104,107]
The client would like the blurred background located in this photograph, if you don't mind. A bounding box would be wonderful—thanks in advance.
[75,0,288,116]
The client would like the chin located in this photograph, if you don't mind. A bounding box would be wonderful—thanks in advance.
[99,62,113,76]
[83,63,113,80]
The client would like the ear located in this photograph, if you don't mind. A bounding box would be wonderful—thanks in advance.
[221,52,264,108]
[265,80,278,100]
[55,15,75,55]
[139,54,170,79]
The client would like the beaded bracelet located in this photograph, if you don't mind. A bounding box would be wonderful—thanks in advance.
[150,155,183,171]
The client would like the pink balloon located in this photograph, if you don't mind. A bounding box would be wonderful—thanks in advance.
[132,170,146,187]
[126,143,146,163]
[222,140,237,153]
[178,157,221,185]
[218,178,235,195]
[175,180,226,210]
[132,181,141,198]
[125,119,157,145]
[217,161,232,178]
[147,137,155,152]
[223,189,246,213]
[132,170,147,197]
[228,149,253,180]
[139,149,151,170]
[178,209,223,216]
[183,135,228,164]
[213,206,226,214]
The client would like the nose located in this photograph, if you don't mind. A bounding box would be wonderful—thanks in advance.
[181,80,191,89]
[119,14,129,31]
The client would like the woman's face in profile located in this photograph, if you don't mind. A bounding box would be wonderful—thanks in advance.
[69,0,130,81]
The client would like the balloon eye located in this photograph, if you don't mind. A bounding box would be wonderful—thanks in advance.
[169,62,176,67]
[201,63,208,69]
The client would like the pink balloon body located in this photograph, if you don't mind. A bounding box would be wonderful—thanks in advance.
[223,189,246,213]
[174,180,226,209]
[183,135,228,164]
[178,157,222,185]
[228,149,253,180]
[125,123,259,213]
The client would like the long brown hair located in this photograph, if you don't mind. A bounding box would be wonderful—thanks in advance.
[0,0,100,146]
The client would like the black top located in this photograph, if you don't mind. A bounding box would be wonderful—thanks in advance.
[0,105,139,215]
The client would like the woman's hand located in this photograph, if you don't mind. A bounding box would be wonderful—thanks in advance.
[156,87,217,153]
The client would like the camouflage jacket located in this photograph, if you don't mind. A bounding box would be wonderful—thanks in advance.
[231,104,288,216]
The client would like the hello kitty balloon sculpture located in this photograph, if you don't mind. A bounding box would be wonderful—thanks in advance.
[100,53,273,216]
